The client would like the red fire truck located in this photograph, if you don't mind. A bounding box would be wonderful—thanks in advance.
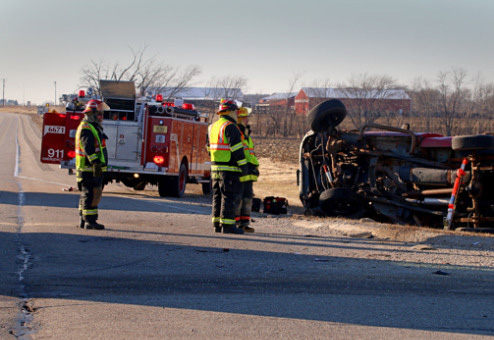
[40,80,211,197]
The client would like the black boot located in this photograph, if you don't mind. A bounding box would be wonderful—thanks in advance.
[84,221,105,230]
[240,225,255,233]
[79,218,85,229]
[214,222,221,233]
[222,225,244,234]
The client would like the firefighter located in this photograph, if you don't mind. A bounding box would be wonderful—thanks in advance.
[207,100,248,234]
[76,99,110,230]
[235,107,259,233]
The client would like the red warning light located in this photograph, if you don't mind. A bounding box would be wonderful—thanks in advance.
[68,150,76,158]
[153,155,165,165]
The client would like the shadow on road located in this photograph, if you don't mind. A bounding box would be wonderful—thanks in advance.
[0,190,211,215]
[1,227,493,336]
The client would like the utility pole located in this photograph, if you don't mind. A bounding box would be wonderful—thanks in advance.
[2,78,5,107]
[54,81,57,105]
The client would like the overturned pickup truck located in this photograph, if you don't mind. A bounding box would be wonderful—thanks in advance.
[299,99,494,231]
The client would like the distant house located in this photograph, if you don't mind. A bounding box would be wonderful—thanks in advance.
[294,87,412,115]
[255,92,297,114]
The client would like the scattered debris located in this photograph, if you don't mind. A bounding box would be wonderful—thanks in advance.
[411,244,437,251]
[433,270,449,276]
[349,232,373,239]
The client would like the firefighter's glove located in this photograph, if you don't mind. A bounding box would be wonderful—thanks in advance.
[240,165,249,177]
[252,168,260,177]
[93,163,103,178]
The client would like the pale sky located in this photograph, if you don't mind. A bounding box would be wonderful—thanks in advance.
[1,0,494,105]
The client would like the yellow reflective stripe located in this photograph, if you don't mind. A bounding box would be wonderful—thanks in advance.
[211,165,241,172]
[82,209,98,215]
[88,154,98,161]
[231,142,243,152]
[209,143,231,150]
[220,218,236,225]
[240,174,258,182]
[218,121,232,143]
[237,159,247,166]
[78,166,107,172]
[212,217,220,223]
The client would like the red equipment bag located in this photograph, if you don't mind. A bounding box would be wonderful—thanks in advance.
[263,196,288,215]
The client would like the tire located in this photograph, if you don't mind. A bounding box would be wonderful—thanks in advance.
[307,99,347,133]
[157,178,169,197]
[171,163,187,197]
[319,188,363,219]
[202,178,212,195]
[133,182,146,191]
[158,163,187,198]
[452,135,494,151]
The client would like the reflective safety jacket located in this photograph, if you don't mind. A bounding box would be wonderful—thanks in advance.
[239,125,259,182]
[207,116,247,172]
[75,120,108,177]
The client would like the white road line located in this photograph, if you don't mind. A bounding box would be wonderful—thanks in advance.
[15,175,71,187]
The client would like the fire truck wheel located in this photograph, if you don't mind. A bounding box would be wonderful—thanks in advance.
[202,178,212,195]
[159,163,187,198]
[157,178,169,197]
[133,182,146,191]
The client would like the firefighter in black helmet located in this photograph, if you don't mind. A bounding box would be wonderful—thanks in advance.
[76,99,110,230]
[207,99,248,234]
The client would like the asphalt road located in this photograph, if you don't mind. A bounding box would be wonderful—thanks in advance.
[1,112,494,339]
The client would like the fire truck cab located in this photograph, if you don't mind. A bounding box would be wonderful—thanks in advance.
[40,80,211,197]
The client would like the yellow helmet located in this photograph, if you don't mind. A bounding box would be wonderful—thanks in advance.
[237,107,251,118]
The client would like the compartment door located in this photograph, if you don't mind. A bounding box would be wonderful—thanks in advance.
[40,112,68,164]
[116,124,140,161]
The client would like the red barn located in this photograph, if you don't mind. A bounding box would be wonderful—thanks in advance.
[294,87,411,115]
[255,92,297,114]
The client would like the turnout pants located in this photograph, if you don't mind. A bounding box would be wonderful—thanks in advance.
[78,174,104,223]
[234,181,254,226]
[211,171,241,228]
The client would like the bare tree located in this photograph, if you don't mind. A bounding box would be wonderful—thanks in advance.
[204,75,248,122]
[468,75,494,134]
[305,78,333,102]
[80,46,201,99]
[142,65,201,100]
[263,73,302,137]
[436,67,471,136]
[339,73,400,128]
[409,77,442,132]
[283,73,302,137]
[205,75,247,100]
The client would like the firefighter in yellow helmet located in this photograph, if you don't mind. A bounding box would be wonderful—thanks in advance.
[234,107,259,232]
[207,99,248,234]
[76,99,110,230]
